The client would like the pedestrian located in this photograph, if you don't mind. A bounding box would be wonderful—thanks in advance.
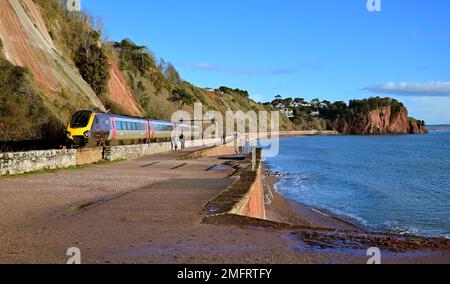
[171,135,179,151]
[179,133,185,150]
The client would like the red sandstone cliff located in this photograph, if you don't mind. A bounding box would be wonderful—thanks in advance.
[334,106,428,135]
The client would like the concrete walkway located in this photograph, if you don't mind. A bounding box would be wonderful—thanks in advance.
[0,149,303,263]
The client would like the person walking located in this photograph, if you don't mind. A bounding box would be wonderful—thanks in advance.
[179,133,185,150]
[171,135,179,151]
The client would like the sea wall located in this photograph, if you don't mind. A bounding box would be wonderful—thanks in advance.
[242,165,266,219]
[205,148,266,220]
[0,149,76,176]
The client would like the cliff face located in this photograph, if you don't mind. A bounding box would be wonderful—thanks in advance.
[0,0,105,110]
[334,106,428,135]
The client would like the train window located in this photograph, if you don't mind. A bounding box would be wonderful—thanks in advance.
[116,121,122,130]
[126,122,131,130]
[71,111,91,128]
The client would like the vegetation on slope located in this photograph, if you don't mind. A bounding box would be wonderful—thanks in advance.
[1,0,291,149]
[0,59,64,146]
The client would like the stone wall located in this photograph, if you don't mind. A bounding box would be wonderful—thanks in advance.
[76,147,104,166]
[103,143,172,161]
[103,138,225,161]
[0,149,76,176]
[0,138,232,176]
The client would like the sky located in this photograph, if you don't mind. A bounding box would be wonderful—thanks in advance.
[83,0,450,124]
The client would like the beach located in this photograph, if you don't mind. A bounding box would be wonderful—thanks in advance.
[263,168,360,231]
[1,145,449,264]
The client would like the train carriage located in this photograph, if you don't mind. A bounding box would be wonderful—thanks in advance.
[66,110,199,148]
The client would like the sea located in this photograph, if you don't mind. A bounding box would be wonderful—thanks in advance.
[263,128,450,239]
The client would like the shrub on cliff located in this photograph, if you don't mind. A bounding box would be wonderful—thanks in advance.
[74,31,110,96]
[113,39,156,76]
[0,59,63,144]
[169,88,196,109]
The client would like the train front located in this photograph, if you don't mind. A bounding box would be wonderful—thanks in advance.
[66,110,95,147]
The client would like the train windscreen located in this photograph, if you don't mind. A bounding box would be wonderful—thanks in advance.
[70,111,91,128]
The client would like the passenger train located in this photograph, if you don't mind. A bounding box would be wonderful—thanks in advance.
[66,110,199,148]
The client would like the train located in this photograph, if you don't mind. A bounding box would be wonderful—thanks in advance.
[66,110,200,148]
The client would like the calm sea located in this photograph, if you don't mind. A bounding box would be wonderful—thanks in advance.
[264,130,450,238]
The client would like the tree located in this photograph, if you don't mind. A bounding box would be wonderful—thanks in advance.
[75,30,110,96]
[164,62,181,84]
[311,98,320,106]
[113,39,155,75]
[168,88,195,109]
[294,98,305,104]
[283,98,293,107]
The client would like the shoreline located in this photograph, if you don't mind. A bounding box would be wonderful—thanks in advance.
[262,163,361,231]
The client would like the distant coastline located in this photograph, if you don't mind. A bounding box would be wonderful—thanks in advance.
[428,125,450,131]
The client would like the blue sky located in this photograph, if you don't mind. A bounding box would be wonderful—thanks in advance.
[83,0,450,124]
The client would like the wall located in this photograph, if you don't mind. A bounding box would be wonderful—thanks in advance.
[242,166,266,219]
[76,147,103,166]
[103,143,172,161]
[103,138,225,161]
[0,149,76,176]
[204,148,266,220]
[0,138,232,176]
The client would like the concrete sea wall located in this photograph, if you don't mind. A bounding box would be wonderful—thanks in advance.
[205,148,266,220]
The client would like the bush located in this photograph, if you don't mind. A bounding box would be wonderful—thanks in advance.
[168,88,196,109]
[0,59,62,143]
[74,31,110,96]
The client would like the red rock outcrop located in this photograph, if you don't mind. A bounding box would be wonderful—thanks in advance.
[334,106,428,135]
[107,60,143,116]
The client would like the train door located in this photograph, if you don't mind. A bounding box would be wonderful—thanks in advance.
[111,117,117,141]
[145,120,150,143]
[149,121,155,142]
